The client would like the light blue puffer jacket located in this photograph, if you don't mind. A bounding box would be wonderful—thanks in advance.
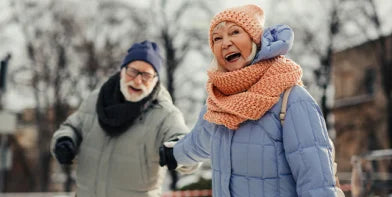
[174,86,340,196]
[173,25,341,196]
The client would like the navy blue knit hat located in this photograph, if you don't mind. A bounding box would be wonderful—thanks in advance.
[121,40,162,73]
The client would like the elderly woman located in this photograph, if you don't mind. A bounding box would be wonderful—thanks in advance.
[160,4,343,197]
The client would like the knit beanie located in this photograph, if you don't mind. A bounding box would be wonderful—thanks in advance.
[209,4,265,49]
[121,40,162,73]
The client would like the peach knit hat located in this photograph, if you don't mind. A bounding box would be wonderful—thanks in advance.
[209,4,265,49]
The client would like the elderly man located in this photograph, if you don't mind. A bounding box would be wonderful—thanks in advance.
[51,40,191,197]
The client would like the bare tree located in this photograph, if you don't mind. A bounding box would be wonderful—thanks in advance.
[275,0,345,131]
[313,0,342,130]
[144,0,215,189]
[74,1,150,92]
[5,0,215,192]
[149,0,213,104]
[9,1,85,191]
[8,0,148,191]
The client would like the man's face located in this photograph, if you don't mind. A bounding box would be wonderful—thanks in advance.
[120,60,158,102]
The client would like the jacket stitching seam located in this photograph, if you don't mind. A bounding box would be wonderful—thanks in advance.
[287,105,306,195]
[306,103,329,187]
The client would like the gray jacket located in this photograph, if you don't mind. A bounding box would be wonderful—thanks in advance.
[51,85,188,197]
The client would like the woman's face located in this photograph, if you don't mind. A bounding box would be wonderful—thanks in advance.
[211,22,253,72]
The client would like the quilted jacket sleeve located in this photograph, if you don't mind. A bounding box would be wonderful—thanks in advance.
[173,106,213,166]
[283,99,341,197]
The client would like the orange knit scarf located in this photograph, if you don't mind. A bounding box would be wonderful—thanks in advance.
[204,56,303,130]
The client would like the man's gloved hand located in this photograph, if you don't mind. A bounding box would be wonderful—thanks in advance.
[159,141,178,170]
[160,141,201,174]
[54,137,76,165]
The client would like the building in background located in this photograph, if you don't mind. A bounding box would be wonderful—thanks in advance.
[2,107,75,192]
[332,34,392,185]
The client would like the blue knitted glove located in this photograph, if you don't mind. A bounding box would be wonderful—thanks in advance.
[252,24,294,64]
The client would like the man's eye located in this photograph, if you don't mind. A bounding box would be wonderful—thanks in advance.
[143,73,152,78]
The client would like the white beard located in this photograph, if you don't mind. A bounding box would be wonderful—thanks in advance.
[120,69,156,102]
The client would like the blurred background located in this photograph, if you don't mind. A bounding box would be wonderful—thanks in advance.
[0,0,391,196]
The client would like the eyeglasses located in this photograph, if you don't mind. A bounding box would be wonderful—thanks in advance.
[125,67,157,83]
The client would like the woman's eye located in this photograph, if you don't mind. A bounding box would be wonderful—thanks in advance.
[231,30,240,35]
[213,37,222,42]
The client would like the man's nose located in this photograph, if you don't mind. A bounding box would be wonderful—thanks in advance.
[133,74,143,84]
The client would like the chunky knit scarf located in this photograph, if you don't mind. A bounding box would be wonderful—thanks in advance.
[204,56,303,130]
[96,72,160,137]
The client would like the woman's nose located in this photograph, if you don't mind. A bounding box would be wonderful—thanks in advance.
[222,37,232,49]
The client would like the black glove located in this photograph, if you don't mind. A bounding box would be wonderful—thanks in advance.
[159,145,177,170]
[54,137,76,165]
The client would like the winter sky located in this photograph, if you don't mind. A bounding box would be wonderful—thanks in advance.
[1,0,392,112]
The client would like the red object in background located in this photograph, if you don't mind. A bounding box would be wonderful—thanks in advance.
[162,189,212,197]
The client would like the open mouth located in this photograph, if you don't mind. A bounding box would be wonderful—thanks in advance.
[225,52,241,62]
[128,86,142,93]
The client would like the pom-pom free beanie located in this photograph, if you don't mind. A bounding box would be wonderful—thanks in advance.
[121,40,162,73]
[209,4,265,49]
